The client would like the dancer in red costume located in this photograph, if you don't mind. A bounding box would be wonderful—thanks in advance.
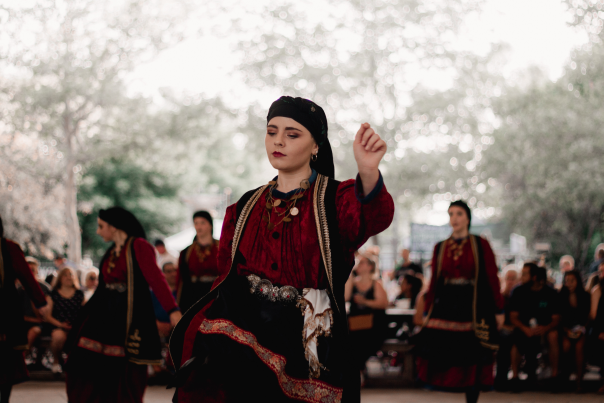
[65,207,181,403]
[169,96,394,402]
[415,200,504,403]
[176,211,220,313]
[0,215,48,403]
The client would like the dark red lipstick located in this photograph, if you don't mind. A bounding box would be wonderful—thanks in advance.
[272,152,286,157]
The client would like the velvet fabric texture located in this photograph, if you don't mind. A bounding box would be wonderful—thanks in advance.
[171,177,395,402]
[225,179,393,289]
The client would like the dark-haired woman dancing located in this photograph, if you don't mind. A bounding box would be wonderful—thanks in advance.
[65,207,181,403]
[415,201,504,403]
[0,215,48,403]
[169,96,394,402]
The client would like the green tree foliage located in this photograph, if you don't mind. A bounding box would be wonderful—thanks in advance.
[78,158,185,260]
[0,0,190,262]
[484,45,604,270]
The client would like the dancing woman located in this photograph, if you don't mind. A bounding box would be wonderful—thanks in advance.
[415,201,504,403]
[169,96,394,402]
[0,215,48,403]
[65,207,181,403]
[177,211,220,313]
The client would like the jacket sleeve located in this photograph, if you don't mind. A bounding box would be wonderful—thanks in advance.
[481,238,504,312]
[335,172,395,251]
[133,238,179,313]
[214,204,237,287]
[7,240,47,308]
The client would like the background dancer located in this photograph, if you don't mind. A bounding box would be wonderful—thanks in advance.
[64,207,181,403]
[415,200,504,403]
[176,211,219,313]
[170,96,394,402]
[0,215,48,403]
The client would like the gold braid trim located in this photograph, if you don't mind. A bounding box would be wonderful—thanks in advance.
[231,186,268,262]
[313,174,340,316]
[470,235,498,351]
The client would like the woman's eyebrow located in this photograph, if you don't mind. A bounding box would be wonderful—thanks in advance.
[285,127,302,132]
[267,124,279,129]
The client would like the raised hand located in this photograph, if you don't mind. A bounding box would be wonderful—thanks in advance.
[353,123,387,195]
[353,122,387,173]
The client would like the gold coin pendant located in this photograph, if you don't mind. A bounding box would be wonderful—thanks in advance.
[290,207,299,216]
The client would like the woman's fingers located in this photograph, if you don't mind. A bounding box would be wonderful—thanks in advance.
[371,138,386,152]
[364,132,380,150]
[354,123,371,144]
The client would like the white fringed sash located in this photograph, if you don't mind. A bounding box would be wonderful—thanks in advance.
[298,289,333,379]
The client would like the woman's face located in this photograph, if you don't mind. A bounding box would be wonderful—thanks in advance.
[564,274,577,292]
[355,257,373,276]
[448,206,469,233]
[86,274,98,289]
[400,278,410,293]
[96,218,116,242]
[194,217,212,239]
[265,117,318,173]
[62,270,74,288]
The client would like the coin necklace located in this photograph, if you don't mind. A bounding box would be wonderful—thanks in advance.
[107,248,120,273]
[263,178,310,231]
[446,237,468,261]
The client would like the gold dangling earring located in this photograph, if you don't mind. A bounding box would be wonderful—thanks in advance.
[311,153,318,162]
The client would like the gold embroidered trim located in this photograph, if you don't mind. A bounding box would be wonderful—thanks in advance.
[313,174,340,316]
[426,319,473,331]
[199,319,343,403]
[78,337,126,357]
[231,186,268,262]
[470,235,498,350]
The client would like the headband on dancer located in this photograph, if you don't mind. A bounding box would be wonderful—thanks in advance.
[98,207,147,239]
[449,200,472,230]
[267,96,335,178]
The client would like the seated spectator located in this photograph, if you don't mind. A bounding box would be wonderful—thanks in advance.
[587,272,600,294]
[509,262,561,393]
[46,267,85,373]
[559,270,590,392]
[154,239,176,268]
[345,254,389,384]
[495,266,519,391]
[19,257,52,350]
[396,273,423,309]
[589,246,604,274]
[559,255,574,273]
[82,269,99,302]
[392,248,423,280]
[412,290,427,327]
[590,272,604,393]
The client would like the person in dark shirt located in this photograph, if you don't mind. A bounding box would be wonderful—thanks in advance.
[393,248,423,279]
[151,261,179,338]
[559,270,590,392]
[396,273,423,309]
[509,262,561,392]
[494,267,519,391]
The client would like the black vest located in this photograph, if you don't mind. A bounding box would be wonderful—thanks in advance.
[0,238,27,349]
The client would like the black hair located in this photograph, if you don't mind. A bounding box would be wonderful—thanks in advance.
[448,200,471,229]
[154,239,165,247]
[193,211,213,229]
[0,214,3,238]
[524,261,545,282]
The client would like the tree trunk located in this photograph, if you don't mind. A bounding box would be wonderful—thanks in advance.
[64,115,81,264]
[65,159,81,264]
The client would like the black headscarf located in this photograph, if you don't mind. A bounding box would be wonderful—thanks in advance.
[449,200,472,229]
[267,96,335,178]
[192,210,213,229]
[98,207,147,239]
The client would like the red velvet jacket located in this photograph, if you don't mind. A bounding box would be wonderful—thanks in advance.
[215,176,395,290]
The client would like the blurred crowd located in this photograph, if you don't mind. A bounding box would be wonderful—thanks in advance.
[17,237,604,394]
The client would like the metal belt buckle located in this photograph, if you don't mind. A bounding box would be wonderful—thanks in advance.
[247,274,299,304]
